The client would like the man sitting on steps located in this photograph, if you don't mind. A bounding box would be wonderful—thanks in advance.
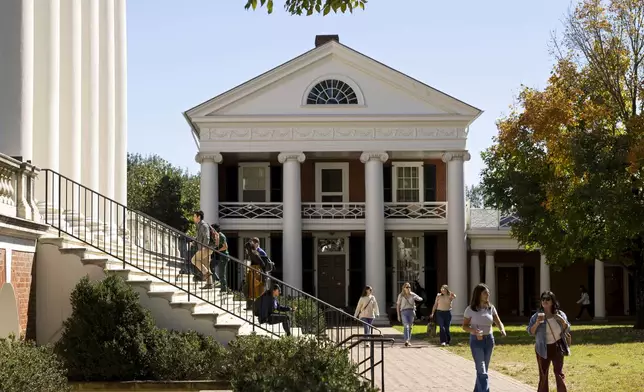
[256,284,296,337]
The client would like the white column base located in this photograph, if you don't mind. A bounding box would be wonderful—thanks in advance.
[372,315,391,327]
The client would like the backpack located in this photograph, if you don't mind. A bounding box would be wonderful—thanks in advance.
[253,295,264,320]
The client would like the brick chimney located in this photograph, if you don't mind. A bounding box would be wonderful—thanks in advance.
[315,34,340,48]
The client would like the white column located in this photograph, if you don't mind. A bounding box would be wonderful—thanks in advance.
[539,252,551,293]
[360,151,388,324]
[114,0,127,206]
[279,152,306,290]
[594,259,606,320]
[59,0,82,217]
[196,153,222,225]
[442,152,470,321]
[470,250,481,292]
[0,0,34,162]
[99,0,115,200]
[485,250,496,305]
[34,0,61,210]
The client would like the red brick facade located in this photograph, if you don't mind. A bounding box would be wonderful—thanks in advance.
[0,249,36,340]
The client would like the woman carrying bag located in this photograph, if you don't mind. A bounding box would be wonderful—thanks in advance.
[354,285,380,336]
[527,290,571,392]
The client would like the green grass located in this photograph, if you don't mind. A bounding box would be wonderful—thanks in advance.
[394,324,644,392]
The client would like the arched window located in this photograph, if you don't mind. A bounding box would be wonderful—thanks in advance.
[306,79,359,105]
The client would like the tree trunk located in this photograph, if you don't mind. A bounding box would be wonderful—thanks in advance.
[634,260,644,329]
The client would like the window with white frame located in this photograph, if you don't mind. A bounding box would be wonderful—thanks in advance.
[393,163,423,203]
[395,236,421,293]
[315,163,349,203]
[239,164,269,202]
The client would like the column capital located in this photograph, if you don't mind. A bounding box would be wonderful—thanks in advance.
[360,151,389,164]
[195,152,223,164]
[470,249,481,257]
[278,152,306,164]
[441,151,471,163]
[485,249,496,257]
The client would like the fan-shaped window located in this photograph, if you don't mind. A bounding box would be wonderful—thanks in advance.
[306,79,359,105]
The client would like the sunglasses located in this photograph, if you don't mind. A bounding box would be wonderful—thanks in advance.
[541,297,552,301]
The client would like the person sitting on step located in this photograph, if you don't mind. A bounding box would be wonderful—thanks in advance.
[257,284,296,337]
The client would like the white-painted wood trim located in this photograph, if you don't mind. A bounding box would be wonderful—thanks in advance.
[315,162,349,202]
[314,235,349,307]
[300,74,365,106]
[391,161,424,203]
[0,238,37,283]
[238,163,271,202]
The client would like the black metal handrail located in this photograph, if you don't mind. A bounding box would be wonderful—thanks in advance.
[337,334,394,391]
[42,169,382,343]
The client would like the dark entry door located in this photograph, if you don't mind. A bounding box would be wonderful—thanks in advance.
[317,255,346,307]
[497,267,520,316]
[605,266,624,316]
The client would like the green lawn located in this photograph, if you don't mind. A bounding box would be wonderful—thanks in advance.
[394,324,644,392]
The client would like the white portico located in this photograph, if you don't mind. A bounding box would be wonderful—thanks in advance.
[0,0,128,211]
[184,35,482,322]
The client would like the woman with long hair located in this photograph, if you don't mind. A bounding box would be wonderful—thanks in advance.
[397,282,423,347]
[244,241,265,308]
[354,286,380,335]
[528,291,571,392]
[462,283,506,392]
[430,284,457,346]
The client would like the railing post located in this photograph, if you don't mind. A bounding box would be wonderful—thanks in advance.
[122,207,126,269]
[45,170,49,224]
[57,173,61,236]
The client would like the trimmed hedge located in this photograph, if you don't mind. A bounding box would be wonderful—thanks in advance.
[0,335,70,392]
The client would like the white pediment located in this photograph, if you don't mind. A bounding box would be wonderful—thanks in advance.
[186,41,481,122]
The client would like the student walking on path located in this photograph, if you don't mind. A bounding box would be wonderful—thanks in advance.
[430,284,457,346]
[463,283,506,392]
[528,290,571,392]
[397,282,423,347]
[354,285,380,335]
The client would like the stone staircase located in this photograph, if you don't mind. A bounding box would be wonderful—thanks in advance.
[37,228,300,345]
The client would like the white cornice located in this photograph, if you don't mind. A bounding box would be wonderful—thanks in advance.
[191,114,473,125]
[200,127,467,142]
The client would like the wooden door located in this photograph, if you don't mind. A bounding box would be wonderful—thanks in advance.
[605,266,624,316]
[317,254,346,307]
[496,267,520,316]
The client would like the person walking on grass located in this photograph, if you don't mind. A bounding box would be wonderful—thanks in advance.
[575,285,592,320]
[463,283,506,392]
[355,285,380,336]
[528,290,571,392]
[397,282,423,347]
[430,284,457,346]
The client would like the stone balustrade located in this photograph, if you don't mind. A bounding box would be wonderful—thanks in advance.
[0,153,40,222]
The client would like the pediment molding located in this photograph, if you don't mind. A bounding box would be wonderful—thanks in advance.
[201,127,466,142]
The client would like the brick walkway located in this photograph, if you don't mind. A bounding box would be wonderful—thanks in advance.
[365,328,536,391]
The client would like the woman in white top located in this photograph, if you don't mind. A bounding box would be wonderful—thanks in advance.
[462,283,506,392]
[527,290,571,392]
[575,285,592,320]
[354,285,380,335]
[430,284,456,346]
[397,282,423,347]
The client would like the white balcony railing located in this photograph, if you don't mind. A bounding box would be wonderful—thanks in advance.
[219,202,284,219]
[467,208,519,229]
[301,203,365,219]
[383,202,447,220]
[0,153,39,222]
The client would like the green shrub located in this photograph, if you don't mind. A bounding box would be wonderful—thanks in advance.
[282,296,327,335]
[0,335,70,392]
[226,335,378,392]
[148,329,227,381]
[55,275,156,381]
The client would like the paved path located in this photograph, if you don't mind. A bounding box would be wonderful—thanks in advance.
[365,328,536,392]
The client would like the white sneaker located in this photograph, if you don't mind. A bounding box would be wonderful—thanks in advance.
[441,342,446,347]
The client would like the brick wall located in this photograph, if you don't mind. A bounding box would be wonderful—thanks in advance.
[10,250,36,340]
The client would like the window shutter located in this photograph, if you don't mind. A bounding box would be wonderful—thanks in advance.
[424,164,437,202]
[349,236,366,308]
[385,233,393,306]
[270,165,283,202]
[302,236,315,296]
[225,166,238,202]
[424,234,437,295]
[270,236,283,283]
[383,165,393,203]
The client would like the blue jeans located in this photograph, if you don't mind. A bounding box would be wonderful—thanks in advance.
[360,318,373,335]
[401,309,415,341]
[469,334,495,392]
[436,310,452,344]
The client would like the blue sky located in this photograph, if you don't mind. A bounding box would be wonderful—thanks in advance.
[127,0,572,186]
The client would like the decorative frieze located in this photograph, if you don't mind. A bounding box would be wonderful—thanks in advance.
[202,127,466,141]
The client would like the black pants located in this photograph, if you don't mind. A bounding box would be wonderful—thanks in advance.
[576,304,593,319]
[267,314,291,336]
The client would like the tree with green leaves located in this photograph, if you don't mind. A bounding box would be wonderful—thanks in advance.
[480,0,644,328]
[244,0,366,15]
[466,184,486,208]
[127,153,200,234]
